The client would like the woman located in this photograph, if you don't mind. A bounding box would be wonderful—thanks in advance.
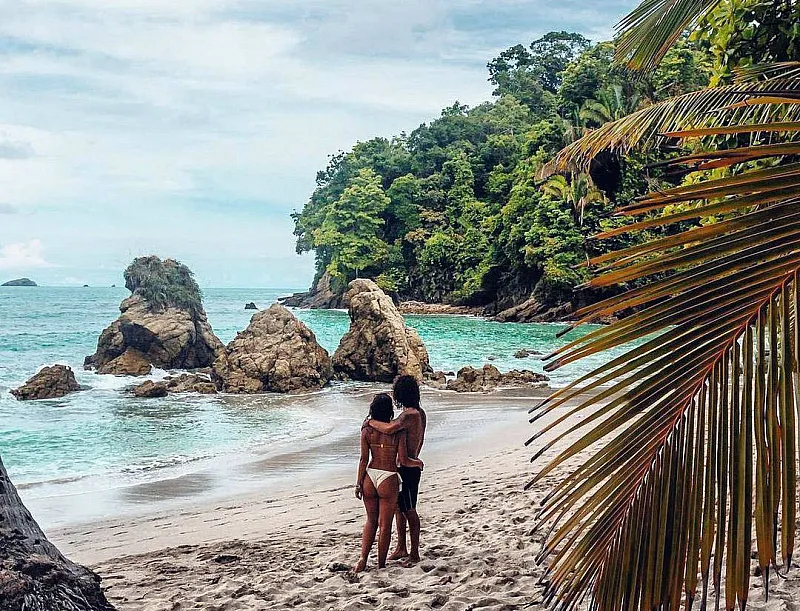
[354,393,423,572]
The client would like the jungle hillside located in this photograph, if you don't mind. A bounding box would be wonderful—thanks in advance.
[290,31,711,321]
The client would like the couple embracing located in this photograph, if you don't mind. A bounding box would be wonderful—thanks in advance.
[354,374,426,572]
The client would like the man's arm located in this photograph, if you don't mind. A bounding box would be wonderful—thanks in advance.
[368,410,409,435]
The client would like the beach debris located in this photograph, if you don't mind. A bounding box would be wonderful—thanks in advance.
[212,304,332,393]
[0,454,115,610]
[245,302,257,310]
[85,257,223,375]
[10,364,82,401]
[332,279,432,382]
[97,348,152,376]
[513,349,543,359]
[445,365,548,392]
[132,380,169,398]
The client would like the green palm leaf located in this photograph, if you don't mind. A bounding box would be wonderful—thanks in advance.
[615,0,724,71]
[532,112,800,610]
[547,80,800,173]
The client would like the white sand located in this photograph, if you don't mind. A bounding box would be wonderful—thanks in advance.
[49,391,800,611]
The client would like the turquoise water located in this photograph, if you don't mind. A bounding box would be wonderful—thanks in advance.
[0,286,613,523]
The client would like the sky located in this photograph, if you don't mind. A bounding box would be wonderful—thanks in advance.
[0,0,635,289]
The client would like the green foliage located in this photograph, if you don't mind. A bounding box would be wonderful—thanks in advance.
[311,168,390,281]
[290,30,712,310]
[123,256,203,314]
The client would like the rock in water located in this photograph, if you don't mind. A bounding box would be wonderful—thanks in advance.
[85,257,223,374]
[131,380,169,398]
[1,277,37,286]
[244,302,258,310]
[11,365,81,400]
[212,304,333,393]
[0,453,115,610]
[279,271,344,309]
[445,365,549,392]
[332,279,431,382]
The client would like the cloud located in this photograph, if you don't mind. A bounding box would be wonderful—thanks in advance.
[0,0,634,286]
[0,239,52,270]
[0,140,35,159]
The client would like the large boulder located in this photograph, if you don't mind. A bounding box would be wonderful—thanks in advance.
[332,279,431,382]
[212,304,333,393]
[11,365,81,400]
[445,365,549,393]
[85,257,223,374]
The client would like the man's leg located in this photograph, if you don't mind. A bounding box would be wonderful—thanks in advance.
[388,509,408,560]
[406,508,420,563]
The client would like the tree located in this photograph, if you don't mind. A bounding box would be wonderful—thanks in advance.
[1,454,114,610]
[529,1,800,610]
[542,172,605,225]
[312,168,390,281]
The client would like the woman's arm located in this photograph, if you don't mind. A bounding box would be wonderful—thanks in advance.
[355,428,369,499]
[397,431,424,470]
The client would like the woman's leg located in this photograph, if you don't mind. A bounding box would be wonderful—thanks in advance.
[355,475,379,572]
[377,476,400,568]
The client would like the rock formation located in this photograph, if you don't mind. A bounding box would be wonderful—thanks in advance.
[514,348,544,358]
[11,365,82,400]
[445,365,549,392]
[85,257,223,374]
[96,347,152,376]
[279,271,344,309]
[332,279,431,382]
[131,380,168,398]
[1,277,36,287]
[245,302,257,310]
[1,453,115,611]
[131,373,217,397]
[212,304,333,393]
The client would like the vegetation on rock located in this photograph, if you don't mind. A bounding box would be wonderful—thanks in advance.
[123,256,203,314]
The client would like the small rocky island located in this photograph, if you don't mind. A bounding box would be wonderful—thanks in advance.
[1,277,37,286]
[11,365,82,400]
[85,256,223,376]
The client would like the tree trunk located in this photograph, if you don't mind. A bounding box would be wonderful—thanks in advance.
[0,454,114,611]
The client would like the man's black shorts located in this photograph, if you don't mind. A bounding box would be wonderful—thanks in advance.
[398,465,421,513]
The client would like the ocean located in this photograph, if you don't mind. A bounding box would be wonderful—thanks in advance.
[0,286,618,527]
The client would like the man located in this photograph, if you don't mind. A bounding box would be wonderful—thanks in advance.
[366,374,427,564]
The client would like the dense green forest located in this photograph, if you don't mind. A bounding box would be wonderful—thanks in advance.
[290,31,712,320]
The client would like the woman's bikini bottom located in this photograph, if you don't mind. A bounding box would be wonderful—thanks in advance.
[366,468,402,491]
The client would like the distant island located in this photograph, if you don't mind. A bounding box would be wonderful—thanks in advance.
[1,278,37,286]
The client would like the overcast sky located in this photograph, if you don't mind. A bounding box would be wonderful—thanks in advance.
[0,0,635,288]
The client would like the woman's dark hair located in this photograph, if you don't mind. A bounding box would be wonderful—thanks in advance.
[369,393,394,423]
[393,374,420,408]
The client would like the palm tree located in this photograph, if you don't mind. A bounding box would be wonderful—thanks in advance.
[529,1,800,610]
[542,173,605,225]
[580,84,642,127]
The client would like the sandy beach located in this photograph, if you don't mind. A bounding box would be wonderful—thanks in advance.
[46,389,800,611]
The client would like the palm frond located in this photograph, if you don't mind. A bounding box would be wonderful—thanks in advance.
[531,120,800,610]
[614,0,723,71]
[548,80,800,173]
[735,62,800,83]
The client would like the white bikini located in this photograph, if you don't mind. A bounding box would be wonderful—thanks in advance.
[366,439,402,490]
[366,468,400,490]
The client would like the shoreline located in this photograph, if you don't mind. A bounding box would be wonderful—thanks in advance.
[46,387,800,611]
